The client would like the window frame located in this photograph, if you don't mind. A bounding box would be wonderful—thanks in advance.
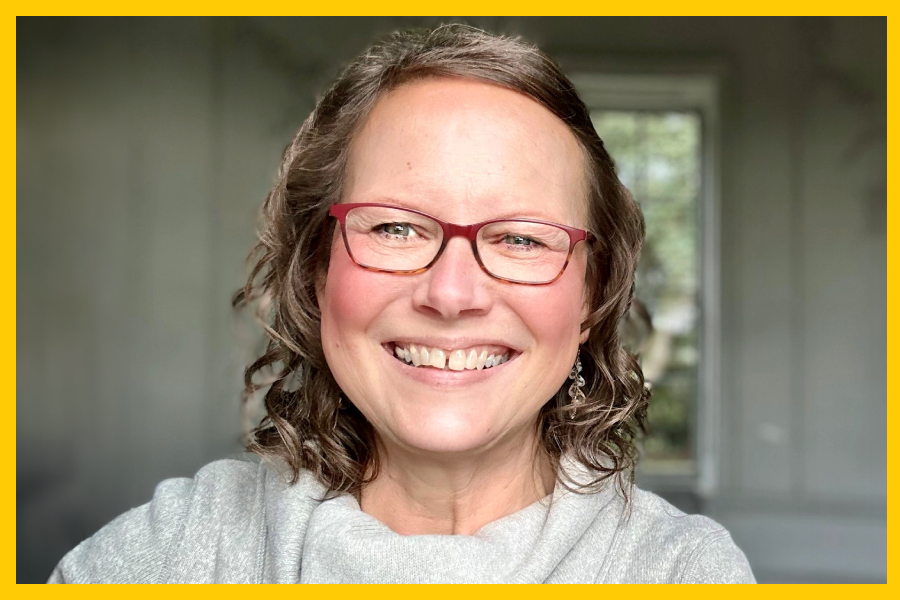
[566,69,723,498]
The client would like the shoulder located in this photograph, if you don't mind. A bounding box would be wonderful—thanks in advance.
[48,455,316,583]
[603,486,755,583]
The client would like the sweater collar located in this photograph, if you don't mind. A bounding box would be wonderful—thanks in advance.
[297,460,622,583]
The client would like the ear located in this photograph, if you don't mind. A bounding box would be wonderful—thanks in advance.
[579,300,592,345]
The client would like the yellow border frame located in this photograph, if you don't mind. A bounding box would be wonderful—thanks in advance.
[7,3,899,16]
[12,4,891,591]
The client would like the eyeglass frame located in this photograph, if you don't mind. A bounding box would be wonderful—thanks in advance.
[328,202,595,286]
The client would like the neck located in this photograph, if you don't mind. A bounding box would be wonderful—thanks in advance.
[359,430,556,536]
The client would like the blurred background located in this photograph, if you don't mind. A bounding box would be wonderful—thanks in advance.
[17,17,885,583]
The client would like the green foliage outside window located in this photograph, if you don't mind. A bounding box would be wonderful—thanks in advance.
[592,111,702,474]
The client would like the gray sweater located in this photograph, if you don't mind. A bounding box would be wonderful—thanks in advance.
[48,457,755,583]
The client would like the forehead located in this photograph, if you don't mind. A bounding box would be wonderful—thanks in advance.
[344,77,589,227]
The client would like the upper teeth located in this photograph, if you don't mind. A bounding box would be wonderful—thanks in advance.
[393,344,509,371]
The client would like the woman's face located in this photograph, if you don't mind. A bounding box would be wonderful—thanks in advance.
[319,78,590,457]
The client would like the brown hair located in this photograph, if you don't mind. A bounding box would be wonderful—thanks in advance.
[235,24,649,498]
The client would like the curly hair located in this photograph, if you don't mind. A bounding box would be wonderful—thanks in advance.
[234,24,649,499]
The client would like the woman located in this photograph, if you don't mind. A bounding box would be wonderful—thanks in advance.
[49,24,754,584]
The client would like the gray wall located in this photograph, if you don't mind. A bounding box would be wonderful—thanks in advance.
[17,17,885,583]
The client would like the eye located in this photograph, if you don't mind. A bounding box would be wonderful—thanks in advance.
[504,234,539,246]
[379,222,415,237]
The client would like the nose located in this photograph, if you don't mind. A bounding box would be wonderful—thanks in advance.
[412,237,494,320]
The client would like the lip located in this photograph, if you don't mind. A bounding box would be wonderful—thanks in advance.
[380,343,517,388]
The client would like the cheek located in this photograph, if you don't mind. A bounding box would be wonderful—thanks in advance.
[319,238,380,351]
[319,238,398,405]
[520,262,588,344]
[319,237,414,360]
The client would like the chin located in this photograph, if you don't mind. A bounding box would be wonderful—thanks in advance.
[387,405,507,456]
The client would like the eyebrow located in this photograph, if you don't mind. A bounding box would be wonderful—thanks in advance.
[352,195,578,226]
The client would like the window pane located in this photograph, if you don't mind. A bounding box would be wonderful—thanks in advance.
[591,110,702,476]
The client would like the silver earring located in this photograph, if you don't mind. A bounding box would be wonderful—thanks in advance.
[567,355,586,419]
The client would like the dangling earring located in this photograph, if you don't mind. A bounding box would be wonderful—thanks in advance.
[567,354,586,419]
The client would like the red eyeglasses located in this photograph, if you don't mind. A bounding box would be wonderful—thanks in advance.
[329,203,594,285]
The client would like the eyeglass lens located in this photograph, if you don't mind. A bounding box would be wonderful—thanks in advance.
[341,205,572,283]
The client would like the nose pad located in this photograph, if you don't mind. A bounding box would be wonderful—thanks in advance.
[414,237,492,319]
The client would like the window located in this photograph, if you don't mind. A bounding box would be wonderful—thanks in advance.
[570,73,721,495]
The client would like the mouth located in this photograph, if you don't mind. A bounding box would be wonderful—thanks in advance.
[385,341,516,372]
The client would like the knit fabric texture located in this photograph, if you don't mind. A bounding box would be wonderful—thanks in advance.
[48,457,755,583]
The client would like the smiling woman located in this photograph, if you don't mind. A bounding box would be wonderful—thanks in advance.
[48,24,755,584]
